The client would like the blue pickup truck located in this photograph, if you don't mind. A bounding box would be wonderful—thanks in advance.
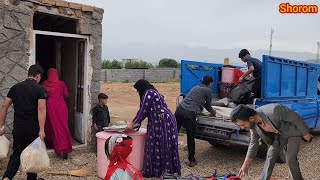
[179,55,320,148]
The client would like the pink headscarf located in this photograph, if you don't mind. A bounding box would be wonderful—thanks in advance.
[42,68,59,92]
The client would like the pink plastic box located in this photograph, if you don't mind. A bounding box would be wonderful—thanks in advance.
[96,128,147,179]
[221,67,234,83]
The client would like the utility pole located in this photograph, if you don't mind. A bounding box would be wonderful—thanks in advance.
[317,42,320,62]
[269,28,274,56]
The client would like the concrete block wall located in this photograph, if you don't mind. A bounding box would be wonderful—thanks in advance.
[100,68,180,83]
[107,69,144,82]
[145,69,177,82]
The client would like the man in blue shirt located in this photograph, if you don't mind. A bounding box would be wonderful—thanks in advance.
[238,49,262,98]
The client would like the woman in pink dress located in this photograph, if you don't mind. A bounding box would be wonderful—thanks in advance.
[43,68,72,159]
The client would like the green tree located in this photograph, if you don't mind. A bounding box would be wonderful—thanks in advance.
[110,60,122,69]
[158,58,179,68]
[125,61,153,69]
[101,60,111,69]
[101,59,122,69]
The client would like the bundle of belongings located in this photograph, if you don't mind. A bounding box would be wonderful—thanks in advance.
[103,125,127,132]
[220,78,257,105]
[160,171,241,180]
[202,105,233,119]
[104,124,140,133]
[104,133,143,180]
[230,78,256,104]
[219,65,259,104]
[200,98,236,119]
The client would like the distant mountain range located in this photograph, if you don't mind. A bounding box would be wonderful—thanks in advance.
[103,43,318,65]
[306,59,320,64]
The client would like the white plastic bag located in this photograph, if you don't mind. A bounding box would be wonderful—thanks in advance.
[0,135,10,158]
[20,137,50,173]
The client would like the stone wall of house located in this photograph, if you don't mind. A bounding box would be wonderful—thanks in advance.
[0,1,33,142]
[0,0,103,145]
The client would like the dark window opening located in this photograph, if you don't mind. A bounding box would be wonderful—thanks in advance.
[33,12,77,34]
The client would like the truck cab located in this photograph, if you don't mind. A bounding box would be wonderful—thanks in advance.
[179,55,320,147]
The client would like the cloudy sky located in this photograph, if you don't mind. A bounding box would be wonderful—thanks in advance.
[69,0,320,62]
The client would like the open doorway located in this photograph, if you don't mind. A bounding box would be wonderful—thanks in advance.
[35,34,87,147]
[32,12,89,148]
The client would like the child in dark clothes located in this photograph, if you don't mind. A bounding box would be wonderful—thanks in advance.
[92,93,110,132]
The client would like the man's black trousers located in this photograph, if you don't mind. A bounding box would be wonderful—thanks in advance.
[3,127,38,180]
[175,105,197,162]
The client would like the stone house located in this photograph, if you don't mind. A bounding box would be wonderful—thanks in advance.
[0,0,103,148]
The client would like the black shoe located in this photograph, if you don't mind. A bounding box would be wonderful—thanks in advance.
[188,160,197,167]
[61,153,68,160]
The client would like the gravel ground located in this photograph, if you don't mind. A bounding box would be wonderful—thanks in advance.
[1,83,319,179]
[1,130,319,180]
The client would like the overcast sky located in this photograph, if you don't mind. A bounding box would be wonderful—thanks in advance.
[69,0,320,61]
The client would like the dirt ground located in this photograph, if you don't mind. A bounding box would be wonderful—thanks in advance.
[101,82,180,124]
[1,82,319,180]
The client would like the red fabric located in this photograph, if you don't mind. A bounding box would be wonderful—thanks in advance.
[43,68,59,92]
[233,68,243,86]
[205,177,216,180]
[43,68,72,154]
[105,139,143,180]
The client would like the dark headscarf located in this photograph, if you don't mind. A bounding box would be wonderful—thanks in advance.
[133,79,156,101]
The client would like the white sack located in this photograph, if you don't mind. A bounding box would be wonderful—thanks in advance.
[201,106,233,119]
[20,137,50,173]
[0,135,10,158]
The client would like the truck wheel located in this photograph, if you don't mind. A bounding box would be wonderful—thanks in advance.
[208,140,223,147]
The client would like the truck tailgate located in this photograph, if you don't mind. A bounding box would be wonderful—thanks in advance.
[192,115,249,145]
[196,115,239,130]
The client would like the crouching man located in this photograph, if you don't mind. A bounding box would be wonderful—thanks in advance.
[230,104,312,180]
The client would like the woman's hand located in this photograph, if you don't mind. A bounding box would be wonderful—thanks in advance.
[124,121,135,133]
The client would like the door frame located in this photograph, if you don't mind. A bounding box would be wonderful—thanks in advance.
[30,30,90,148]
